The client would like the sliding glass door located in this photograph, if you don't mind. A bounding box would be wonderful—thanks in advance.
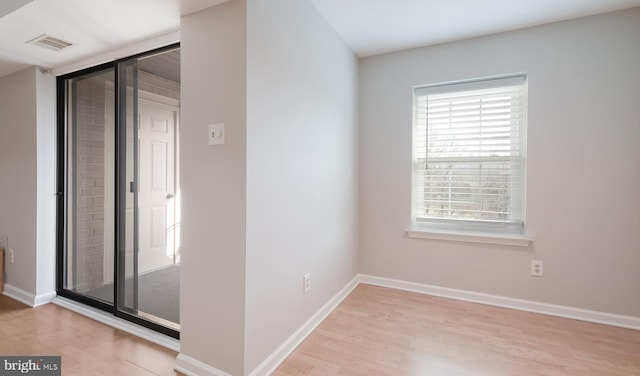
[57,45,181,337]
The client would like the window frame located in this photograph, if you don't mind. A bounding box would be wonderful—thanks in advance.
[408,74,531,245]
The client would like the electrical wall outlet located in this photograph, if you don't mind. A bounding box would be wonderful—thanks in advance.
[303,273,311,294]
[9,249,14,264]
[531,260,543,277]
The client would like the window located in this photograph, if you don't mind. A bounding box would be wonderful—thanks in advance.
[412,74,527,235]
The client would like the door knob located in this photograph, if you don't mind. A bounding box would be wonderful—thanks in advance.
[166,193,174,199]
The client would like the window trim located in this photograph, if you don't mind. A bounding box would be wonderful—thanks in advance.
[411,73,529,240]
[405,227,532,247]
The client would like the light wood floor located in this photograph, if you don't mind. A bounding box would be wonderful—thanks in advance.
[275,284,640,376]
[2,286,640,375]
[0,294,181,375]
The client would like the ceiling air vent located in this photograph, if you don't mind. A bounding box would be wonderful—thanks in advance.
[27,34,73,51]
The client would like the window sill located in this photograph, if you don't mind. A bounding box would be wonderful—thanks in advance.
[405,227,532,247]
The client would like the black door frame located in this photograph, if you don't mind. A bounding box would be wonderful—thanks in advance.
[55,43,180,339]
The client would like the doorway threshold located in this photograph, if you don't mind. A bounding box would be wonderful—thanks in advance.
[52,296,179,352]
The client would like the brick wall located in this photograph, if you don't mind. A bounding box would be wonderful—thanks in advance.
[73,75,108,292]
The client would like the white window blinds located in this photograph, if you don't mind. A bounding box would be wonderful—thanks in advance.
[412,75,527,231]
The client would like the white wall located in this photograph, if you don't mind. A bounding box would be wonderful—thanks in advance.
[245,0,358,372]
[0,67,38,294]
[359,8,640,317]
[35,69,56,297]
[180,1,247,375]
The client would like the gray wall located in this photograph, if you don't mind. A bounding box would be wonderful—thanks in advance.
[0,66,55,299]
[180,1,247,375]
[180,0,358,373]
[359,8,640,317]
[245,0,359,372]
[0,67,38,294]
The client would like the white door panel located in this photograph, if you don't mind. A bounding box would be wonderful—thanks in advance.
[138,101,176,273]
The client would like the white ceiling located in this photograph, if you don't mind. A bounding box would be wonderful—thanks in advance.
[0,0,227,78]
[0,0,639,78]
[309,0,640,57]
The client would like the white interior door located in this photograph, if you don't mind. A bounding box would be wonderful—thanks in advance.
[137,101,177,274]
[107,91,179,280]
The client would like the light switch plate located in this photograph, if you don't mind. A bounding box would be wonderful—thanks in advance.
[208,123,225,146]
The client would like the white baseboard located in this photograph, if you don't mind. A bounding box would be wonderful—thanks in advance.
[175,353,232,376]
[359,274,640,331]
[3,284,34,306]
[34,291,56,307]
[2,284,55,307]
[248,275,360,376]
[52,296,180,352]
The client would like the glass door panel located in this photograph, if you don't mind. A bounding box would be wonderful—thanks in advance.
[63,68,116,305]
[118,50,181,331]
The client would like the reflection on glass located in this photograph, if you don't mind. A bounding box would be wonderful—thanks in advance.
[65,69,116,304]
[119,49,181,330]
[62,48,181,333]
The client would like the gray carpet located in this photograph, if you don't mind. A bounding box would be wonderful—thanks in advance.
[86,265,180,324]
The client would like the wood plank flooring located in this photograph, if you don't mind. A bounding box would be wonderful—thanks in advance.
[2,285,640,375]
[0,294,181,375]
[275,284,640,376]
